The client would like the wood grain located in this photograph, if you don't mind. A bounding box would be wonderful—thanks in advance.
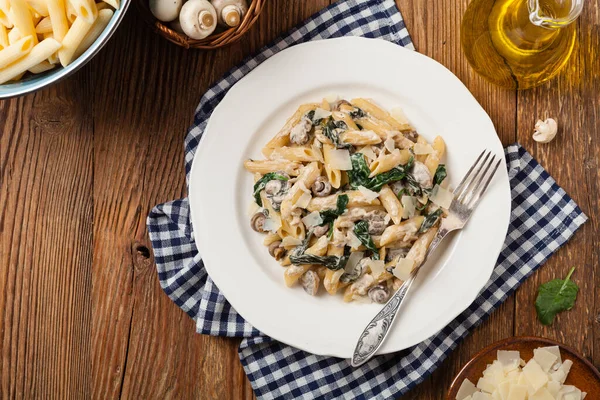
[0,0,598,399]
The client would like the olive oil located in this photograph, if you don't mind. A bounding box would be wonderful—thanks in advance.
[461,0,580,89]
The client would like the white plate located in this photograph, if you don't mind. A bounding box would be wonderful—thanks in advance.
[189,37,511,358]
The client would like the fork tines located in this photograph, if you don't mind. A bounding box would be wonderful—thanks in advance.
[454,150,502,208]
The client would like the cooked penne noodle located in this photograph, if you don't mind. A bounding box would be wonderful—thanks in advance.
[35,16,53,33]
[9,0,38,44]
[46,0,69,41]
[369,148,402,177]
[7,27,21,44]
[73,8,111,57]
[0,34,33,68]
[27,59,55,73]
[0,0,11,29]
[322,144,342,189]
[101,0,118,10]
[270,146,322,163]
[351,98,412,132]
[66,0,77,23]
[246,98,449,302]
[243,159,303,176]
[379,185,403,225]
[68,0,97,23]
[379,216,424,246]
[340,129,381,146]
[27,0,49,16]
[95,1,111,10]
[0,37,60,84]
[58,16,94,66]
[0,23,8,48]
[262,103,318,156]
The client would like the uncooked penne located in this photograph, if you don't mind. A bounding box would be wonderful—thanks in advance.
[0,23,8,48]
[0,34,33,68]
[0,38,61,84]
[101,0,118,10]
[35,16,53,33]
[73,8,112,57]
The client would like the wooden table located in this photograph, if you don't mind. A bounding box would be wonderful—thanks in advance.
[2,1,599,398]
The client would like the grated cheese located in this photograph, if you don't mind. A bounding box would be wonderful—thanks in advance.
[367,259,385,278]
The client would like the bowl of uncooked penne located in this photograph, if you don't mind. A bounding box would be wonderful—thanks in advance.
[0,0,130,99]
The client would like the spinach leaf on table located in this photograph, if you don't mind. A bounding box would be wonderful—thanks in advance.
[418,208,443,233]
[353,220,380,260]
[253,173,289,206]
[535,267,579,325]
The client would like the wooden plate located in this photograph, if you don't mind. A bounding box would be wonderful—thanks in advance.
[446,336,600,399]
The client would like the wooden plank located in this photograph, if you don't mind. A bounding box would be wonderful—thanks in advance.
[513,0,599,367]
[1,82,94,398]
[396,0,517,398]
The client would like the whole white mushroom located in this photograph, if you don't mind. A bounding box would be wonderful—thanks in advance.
[149,0,182,22]
[179,0,217,39]
[211,0,248,28]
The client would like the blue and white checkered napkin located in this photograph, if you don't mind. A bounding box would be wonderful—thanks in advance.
[147,0,587,398]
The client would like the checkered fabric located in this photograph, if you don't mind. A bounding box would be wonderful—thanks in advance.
[147,1,587,398]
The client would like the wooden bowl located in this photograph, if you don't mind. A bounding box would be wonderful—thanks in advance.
[446,336,600,399]
[135,0,265,49]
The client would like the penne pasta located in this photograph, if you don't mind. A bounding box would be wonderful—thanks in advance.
[101,0,118,10]
[27,59,55,73]
[9,0,38,44]
[379,185,403,225]
[379,216,424,246]
[340,129,381,146]
[67,0,97,23]
[351,98,412,132]
[35,16,53,33]
[27,0,49,16]
[73,8,112,58]
[279,161,320,220]
[424,135,446,175]
[269,146,322,163]
[0,35,34,68]
[243,159,303,176]
[7,27,21,44]
[262,103,318,156]
[322,144,342,189]
[58,16,94,66]
[369,148,402,177]
[0,37,61,84]
[0,23,8,48]
[307,190,381,212]
[46,0,69,41]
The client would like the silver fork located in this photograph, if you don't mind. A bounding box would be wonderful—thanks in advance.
[350,150,502,367]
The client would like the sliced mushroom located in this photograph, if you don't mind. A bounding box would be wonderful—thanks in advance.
[368,285,390,304]
[264,179,284,196]
[390,181,406,197]
[311,176,332,197]
[340,257,368,284]
[533,117,558,143]
[411,161,433,190]
[366,214,387,236]
[300,270,320,296]
[250,212,266,233]
[313,224,330,238]
[331,99,352,111]
[385,248,409,263]
[268,241,286,260]
[289,116,312,145]
[264,173,290,211]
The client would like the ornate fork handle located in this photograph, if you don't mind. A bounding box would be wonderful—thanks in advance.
[350,225,451,367]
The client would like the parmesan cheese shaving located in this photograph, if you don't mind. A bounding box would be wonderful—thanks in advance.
[401,196,416,219]
[281,236,302,247]
[263,217,281,233]
[327,149,352,170]
[390,107,410,124]
[367,260,385,278]
[324,94,339,104]
[357,185,379,201]
[384,137,396,153]
[359,146,377,161]
[344,251,364,273]
[455,346,586,400]
[301,211,323,228]
[347,231,362,249]
[430,184,453,209]
[313,107,332,120]
[392,258,414,281]
[413,142,434,155]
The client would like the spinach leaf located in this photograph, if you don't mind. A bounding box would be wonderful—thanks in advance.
[321,118,351,149]
[253,173,289,206]
[353,220,380,260]
[404,173,423,196]
[349,107,366,119]
[289,253,349,270]
[320,194,349,225]
[347,153,371,188]
[418,208,443,233]
[289,231,349,270]
[348,154,414,192]
[433,164,447,186]
[535,267,579,325]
